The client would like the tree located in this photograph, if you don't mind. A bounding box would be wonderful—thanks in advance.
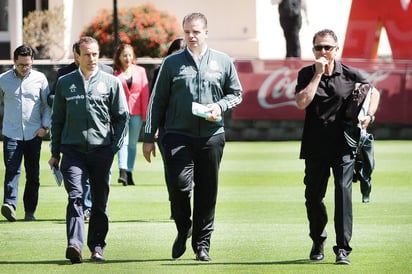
[81,3,181,58]
[23,6,65,60]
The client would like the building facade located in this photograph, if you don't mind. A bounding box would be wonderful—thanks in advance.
[1,0,386,61]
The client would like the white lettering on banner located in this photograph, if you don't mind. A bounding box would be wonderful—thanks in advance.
[365,70,391,85]
[257,67,297,109]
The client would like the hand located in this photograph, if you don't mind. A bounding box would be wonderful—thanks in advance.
[359,115,372,130]
[36,127,48,138]
[142,143,156,163]
[48,157,60,169]
[314,57,328,75]
[205,103,222,121]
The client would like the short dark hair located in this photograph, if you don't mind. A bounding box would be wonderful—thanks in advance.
[78,36,99,49]
[13,45,34,61]
[312,29,338,45]
[166,38,185,56]
[182,12,207,29]
[72,41,80,55]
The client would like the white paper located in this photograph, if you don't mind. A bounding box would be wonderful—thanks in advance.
[192,102,222,122]
[52,167,63,186]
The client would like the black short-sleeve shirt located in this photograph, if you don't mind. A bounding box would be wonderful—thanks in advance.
[295,61,368,160]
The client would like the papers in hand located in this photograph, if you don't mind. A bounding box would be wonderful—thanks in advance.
[52,167,63,186]
[192,102,222,122]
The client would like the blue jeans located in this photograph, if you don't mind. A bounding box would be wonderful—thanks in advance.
[2,136,42,214]
[117,115,143,171]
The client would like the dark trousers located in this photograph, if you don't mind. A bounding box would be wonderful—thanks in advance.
[2,136,42,214]
[60,145,113,253]
[162,133,225,253]
[157,127,174,218]
[304,153,354,254]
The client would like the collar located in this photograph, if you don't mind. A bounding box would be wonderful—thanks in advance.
[187,46,208,60]
[78,67,98,80]
[12,66,31,80]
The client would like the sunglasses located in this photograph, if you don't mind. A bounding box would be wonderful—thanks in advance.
[313,45,336,51]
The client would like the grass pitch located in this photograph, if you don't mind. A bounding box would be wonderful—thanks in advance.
[0,141,411,273]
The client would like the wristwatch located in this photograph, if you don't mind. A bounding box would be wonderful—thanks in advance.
[367,114,375,123]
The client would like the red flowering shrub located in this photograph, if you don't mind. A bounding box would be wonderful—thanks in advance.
[81,4,181,58]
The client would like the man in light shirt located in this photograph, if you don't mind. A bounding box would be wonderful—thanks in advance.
[0,45,51,222]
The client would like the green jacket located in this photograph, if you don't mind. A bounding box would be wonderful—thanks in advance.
[144,48,242,142]
[50,69,129,158]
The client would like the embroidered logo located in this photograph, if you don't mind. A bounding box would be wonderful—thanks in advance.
[97,82,107,94]
[209,60,220,71]
[69,84,77,93]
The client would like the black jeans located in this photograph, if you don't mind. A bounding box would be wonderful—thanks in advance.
[162,133,225,253]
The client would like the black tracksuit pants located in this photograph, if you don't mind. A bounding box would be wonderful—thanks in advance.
[162,132,225,253]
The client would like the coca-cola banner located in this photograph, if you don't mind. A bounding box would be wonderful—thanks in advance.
[232,59,412,124]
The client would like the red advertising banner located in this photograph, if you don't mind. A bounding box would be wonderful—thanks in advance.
[232,59,412,124]
[343,0,412,60]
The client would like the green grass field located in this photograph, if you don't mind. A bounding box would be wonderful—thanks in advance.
[0,141,411,273]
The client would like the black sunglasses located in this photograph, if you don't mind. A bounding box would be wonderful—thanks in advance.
[313,45,336,51]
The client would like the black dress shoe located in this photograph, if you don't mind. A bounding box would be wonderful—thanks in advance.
[196,249,211,261]
[309,244,324,261]
[66,245,82,264]
[172,228,192,259]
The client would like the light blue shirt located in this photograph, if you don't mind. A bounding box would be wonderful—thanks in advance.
[0,67,51,140]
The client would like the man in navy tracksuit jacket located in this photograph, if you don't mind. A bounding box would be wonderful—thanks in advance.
[49,36,128,264]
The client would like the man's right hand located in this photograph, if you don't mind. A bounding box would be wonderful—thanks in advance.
[142,143,156,163]
[314,56,328,75]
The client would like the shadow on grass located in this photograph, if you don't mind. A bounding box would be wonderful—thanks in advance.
[0,219,66,224]
[0,258,172,266]
[163,259,335,266]
[0,219,172,224]
[0,258,335,266]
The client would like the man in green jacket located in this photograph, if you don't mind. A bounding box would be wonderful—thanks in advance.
[48,36,129,264]
[143,12,242,262]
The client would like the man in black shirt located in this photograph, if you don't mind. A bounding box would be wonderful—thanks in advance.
[295,29,380,265]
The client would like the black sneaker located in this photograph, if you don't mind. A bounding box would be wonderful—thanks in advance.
[1,204,17,222]
[91,246,105,262]
[335,249,351,265]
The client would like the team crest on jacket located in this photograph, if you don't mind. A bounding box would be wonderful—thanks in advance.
[69,84,77,93]
[209,60,220,71]
[97,82,108,94]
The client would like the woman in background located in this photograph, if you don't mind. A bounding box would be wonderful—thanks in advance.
[113,43,149,186]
